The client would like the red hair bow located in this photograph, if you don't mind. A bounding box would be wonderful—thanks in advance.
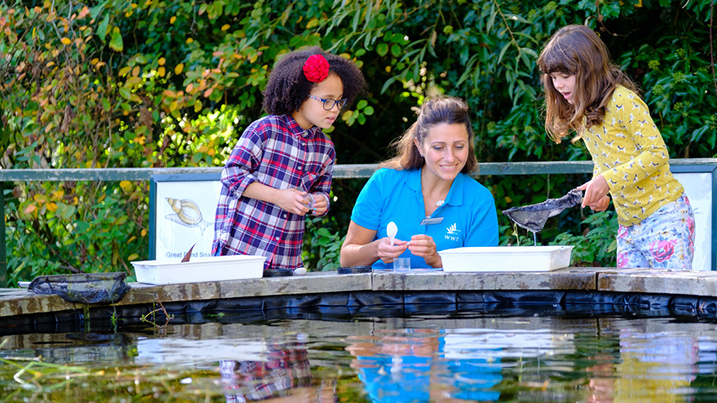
[303,54,330,83]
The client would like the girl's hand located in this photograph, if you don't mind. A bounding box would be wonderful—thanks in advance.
[276,188,311,215]
[377,237,409,264]
[309,192,328,216]
[577,176,610,210]
[408,234,442,268]
[588,195,611,212]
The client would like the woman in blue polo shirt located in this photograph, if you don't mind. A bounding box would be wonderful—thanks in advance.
[340,97,499,270]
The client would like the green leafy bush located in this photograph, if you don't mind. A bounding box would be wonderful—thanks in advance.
[550,211,618,267]
[0,0,714,280]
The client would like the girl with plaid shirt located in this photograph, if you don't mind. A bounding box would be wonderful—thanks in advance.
[212,47,365,276]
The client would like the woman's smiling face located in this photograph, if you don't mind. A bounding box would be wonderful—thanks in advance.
[414,123,469,182]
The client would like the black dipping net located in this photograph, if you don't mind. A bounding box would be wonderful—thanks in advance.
[502,189,583,233]
[28,272,130,304]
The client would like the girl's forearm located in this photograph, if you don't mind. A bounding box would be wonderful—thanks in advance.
[243,182,279,204]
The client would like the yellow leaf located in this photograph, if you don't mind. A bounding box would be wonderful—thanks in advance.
[186,83,194,93]
[221,24,230,31]
[505,196,513,203]
[119,66,131,76]
[51,190,64,200]
[141,228,148,237]
[91,58,99,65]
[306,18,319,29]
[132,66,140,76]
[194,100,202,112]
[170,16,176,24]
[46,202,58,212]
[60,37,71,45]
[185,38,193,44]
[208,149,215,156]
[127,253,139,261]
[157,66,165,77]
[120,181,132,191]
[158,57,165,66]
[136,135,145,145]
[174,63,184,75]
[34,194,47,203]
[163,89,177,98]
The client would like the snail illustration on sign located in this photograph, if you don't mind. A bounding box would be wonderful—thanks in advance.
[165,197,210,235]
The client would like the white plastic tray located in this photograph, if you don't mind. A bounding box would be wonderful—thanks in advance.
[439,246,573,272]
[131,255,266,285]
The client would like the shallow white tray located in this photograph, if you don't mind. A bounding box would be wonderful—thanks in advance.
[439,246,573,272]
[131,255,266,285]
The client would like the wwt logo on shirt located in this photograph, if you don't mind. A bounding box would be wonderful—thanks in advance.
[445,223,460,242]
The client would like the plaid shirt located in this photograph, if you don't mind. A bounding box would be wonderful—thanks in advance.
[212,114,335,271]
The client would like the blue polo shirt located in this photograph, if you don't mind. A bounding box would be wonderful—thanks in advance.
[351,168,499,269]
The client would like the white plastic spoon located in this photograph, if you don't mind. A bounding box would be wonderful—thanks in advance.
[387,221,398,246]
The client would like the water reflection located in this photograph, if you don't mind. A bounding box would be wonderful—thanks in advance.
[0,312,715,402]
[219,334,315,402]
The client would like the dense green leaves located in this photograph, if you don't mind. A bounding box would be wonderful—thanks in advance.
[0,0,715,279]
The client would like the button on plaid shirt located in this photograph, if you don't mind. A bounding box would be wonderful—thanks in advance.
[212,114,335,271]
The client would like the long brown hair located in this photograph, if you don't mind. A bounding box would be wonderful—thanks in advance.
[379,97,478,174]
[537,25,637,143]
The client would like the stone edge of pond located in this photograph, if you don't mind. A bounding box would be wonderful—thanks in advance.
[2,268,717,319]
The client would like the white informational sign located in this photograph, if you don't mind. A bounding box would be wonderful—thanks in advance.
[674,172,713,271]
[152,177,222,261]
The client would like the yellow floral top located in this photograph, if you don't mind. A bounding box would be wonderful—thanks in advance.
[581,85,683,226]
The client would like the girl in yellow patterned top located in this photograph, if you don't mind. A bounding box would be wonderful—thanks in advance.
[537,25,695,270]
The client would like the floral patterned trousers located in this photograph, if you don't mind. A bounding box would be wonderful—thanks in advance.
[617,195,695,270]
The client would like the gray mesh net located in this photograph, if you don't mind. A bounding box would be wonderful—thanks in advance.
[502,189,583,233]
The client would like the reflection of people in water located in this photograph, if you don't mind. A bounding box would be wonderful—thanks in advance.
[220,335,329,402]
[346,330,501,402]
[582,321,699,403]
[613,329,698,403]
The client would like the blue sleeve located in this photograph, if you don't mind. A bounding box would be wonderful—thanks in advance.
[464,186,499,247]
[350,169,387,232]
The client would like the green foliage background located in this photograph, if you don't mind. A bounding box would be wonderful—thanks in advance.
[1,0,715,283]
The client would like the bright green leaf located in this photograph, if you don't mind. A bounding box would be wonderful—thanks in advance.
[377,43,388,57]
[109,30,124,52]
[97,15,110,42]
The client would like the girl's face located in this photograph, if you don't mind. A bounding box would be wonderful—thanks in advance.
[550,72,576,104]
[414,123,469,183]
[292,73,344,130]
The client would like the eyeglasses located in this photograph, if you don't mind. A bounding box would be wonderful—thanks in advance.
[308,95,348,111]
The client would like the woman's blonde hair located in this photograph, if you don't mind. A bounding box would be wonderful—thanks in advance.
[379,97,478,174]
[537,25,637,142]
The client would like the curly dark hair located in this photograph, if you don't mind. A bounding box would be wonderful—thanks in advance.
[262,46,366,116]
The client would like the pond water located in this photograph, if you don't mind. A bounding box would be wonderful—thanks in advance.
[2,306,717,402]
